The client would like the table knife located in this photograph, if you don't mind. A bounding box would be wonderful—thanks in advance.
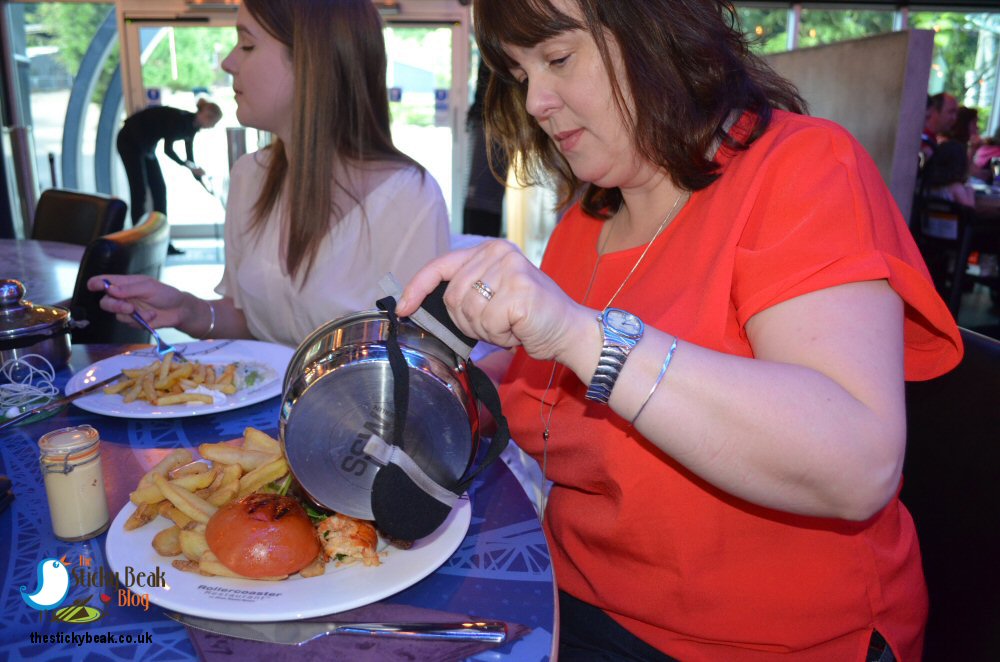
[167,611,507,645]
[0,373,122,432]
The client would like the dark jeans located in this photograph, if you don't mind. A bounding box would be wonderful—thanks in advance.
[558,591,678,662]
[117,133,167,224]
[559,591,896,661]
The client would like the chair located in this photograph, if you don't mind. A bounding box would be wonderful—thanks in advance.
[30,188,128,246]
[900,328,1000,660]
[910,195,1000,316]
[69,211,169,344]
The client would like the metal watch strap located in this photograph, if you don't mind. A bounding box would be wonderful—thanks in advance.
[585,311,642,404]
[585,341,630,404]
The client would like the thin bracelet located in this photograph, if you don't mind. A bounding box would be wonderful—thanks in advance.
[201,299,216,339]
[630,338,679,426]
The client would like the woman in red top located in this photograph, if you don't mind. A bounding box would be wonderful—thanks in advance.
[399,1,961,659]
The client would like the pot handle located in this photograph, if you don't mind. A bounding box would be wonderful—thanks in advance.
[370,290,510,541]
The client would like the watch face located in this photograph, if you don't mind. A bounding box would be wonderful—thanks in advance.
[605,308,644,338]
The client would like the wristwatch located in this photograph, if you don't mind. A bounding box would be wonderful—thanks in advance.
[585,308,644,404]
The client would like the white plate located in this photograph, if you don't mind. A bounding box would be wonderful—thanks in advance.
[104,498,471,621]
[66,340,293,419]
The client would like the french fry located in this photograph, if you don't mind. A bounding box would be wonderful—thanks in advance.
[179,528,211,562]
[152,525,182,556]
[170,462,210,479]
[130,484,164,505]
[205,366,216,385]
[124,502,159,531]
[171,559,202,574]
[298,554,327,578]
[157,352,174,382]
[139,449,194,488]
[103,377,134,395]
[155,362,194,390]
[158,502,194,529]
[238,457,289,497]
[199,443,277,471]
[217,364,236,386]
[206,483,238,507]
[155,393,213,406]
[141,373,156,403]
[206,383,237,394]
[122,381,142,404]
[154,473,217,523]
[243,427,281,454]
[192,362,206,384]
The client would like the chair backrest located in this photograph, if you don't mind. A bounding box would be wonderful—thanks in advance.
[909,195,980,315]
[30,188,128,246]
[69,212,169,344]
[900,327,1000,660]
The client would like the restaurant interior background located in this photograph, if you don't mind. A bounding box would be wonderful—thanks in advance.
[0,0,997,338]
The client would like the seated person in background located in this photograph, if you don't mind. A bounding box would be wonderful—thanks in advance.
[922,106,980,207]
[973,129,1000,184]
[398,0,961,659]
[919,92,958,167]
[92,0,449,347]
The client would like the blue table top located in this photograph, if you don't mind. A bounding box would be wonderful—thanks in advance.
[0,345,555,661]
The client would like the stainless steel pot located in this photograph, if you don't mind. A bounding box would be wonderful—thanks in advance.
[280,309,479,522]
[0,279,71,370]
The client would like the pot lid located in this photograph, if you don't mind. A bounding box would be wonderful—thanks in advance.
[0,279,71,340]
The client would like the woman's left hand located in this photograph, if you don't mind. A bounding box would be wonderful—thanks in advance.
[398,239,592,364]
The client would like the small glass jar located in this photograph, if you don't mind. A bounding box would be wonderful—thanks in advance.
[38,425,110,541]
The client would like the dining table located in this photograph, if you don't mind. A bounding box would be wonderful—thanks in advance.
[0,343,557,661]
[0,238,85,306]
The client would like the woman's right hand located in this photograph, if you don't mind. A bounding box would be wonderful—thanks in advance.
[87,274,198,330]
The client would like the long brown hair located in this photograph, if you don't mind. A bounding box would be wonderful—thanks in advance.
[473,0,805,218]
[242,0,419,283]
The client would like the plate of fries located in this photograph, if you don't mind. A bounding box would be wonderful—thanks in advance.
[104,428,472,621]
[65,340,293,418]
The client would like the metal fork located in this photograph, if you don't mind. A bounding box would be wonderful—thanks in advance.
[102,279,187,362]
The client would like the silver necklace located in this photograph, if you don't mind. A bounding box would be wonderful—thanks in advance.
[537,189,689,483]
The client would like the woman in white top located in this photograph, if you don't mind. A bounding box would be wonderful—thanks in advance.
[90,0,449,347]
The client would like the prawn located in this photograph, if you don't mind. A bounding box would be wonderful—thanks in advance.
[315,513,381,566]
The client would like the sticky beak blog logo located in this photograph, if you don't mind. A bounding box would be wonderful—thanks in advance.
[20,554,163,623]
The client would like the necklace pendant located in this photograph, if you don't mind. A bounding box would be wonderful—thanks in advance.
[542,429,550,442]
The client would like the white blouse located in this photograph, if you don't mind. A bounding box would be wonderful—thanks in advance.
[216,150,451,347]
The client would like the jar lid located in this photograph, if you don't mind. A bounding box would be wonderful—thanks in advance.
[0,279,71,340]
[39,425,100,458]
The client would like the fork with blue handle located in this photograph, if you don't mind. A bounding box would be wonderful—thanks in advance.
[101,279,187,362]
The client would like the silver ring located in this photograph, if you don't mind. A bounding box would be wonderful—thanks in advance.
[472,280,495,301]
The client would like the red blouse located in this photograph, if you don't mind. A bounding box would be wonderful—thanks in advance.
[499,111,962,660]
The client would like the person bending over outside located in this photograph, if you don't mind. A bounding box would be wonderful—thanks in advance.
[93,0,449,347]
[398,1,961,659]
[116,98,223,254]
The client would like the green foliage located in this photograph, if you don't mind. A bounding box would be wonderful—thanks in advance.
[26,3,118,102]
[797,9,895,48]
[142,27,235,93]
[738,8,789,54]
[910,12,997,100]
[737,6,998,109]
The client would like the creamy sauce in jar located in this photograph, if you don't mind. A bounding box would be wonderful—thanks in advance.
[38,425,110,541]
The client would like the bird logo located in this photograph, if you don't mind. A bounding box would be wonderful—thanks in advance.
[20,558,70,611]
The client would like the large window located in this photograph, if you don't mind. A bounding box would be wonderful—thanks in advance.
[738,6,789,54]
[797,8,895,48]
[130,24,238,231]
[736,3,1000,134]
[13,2,116,191]
[909,11,998,136]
